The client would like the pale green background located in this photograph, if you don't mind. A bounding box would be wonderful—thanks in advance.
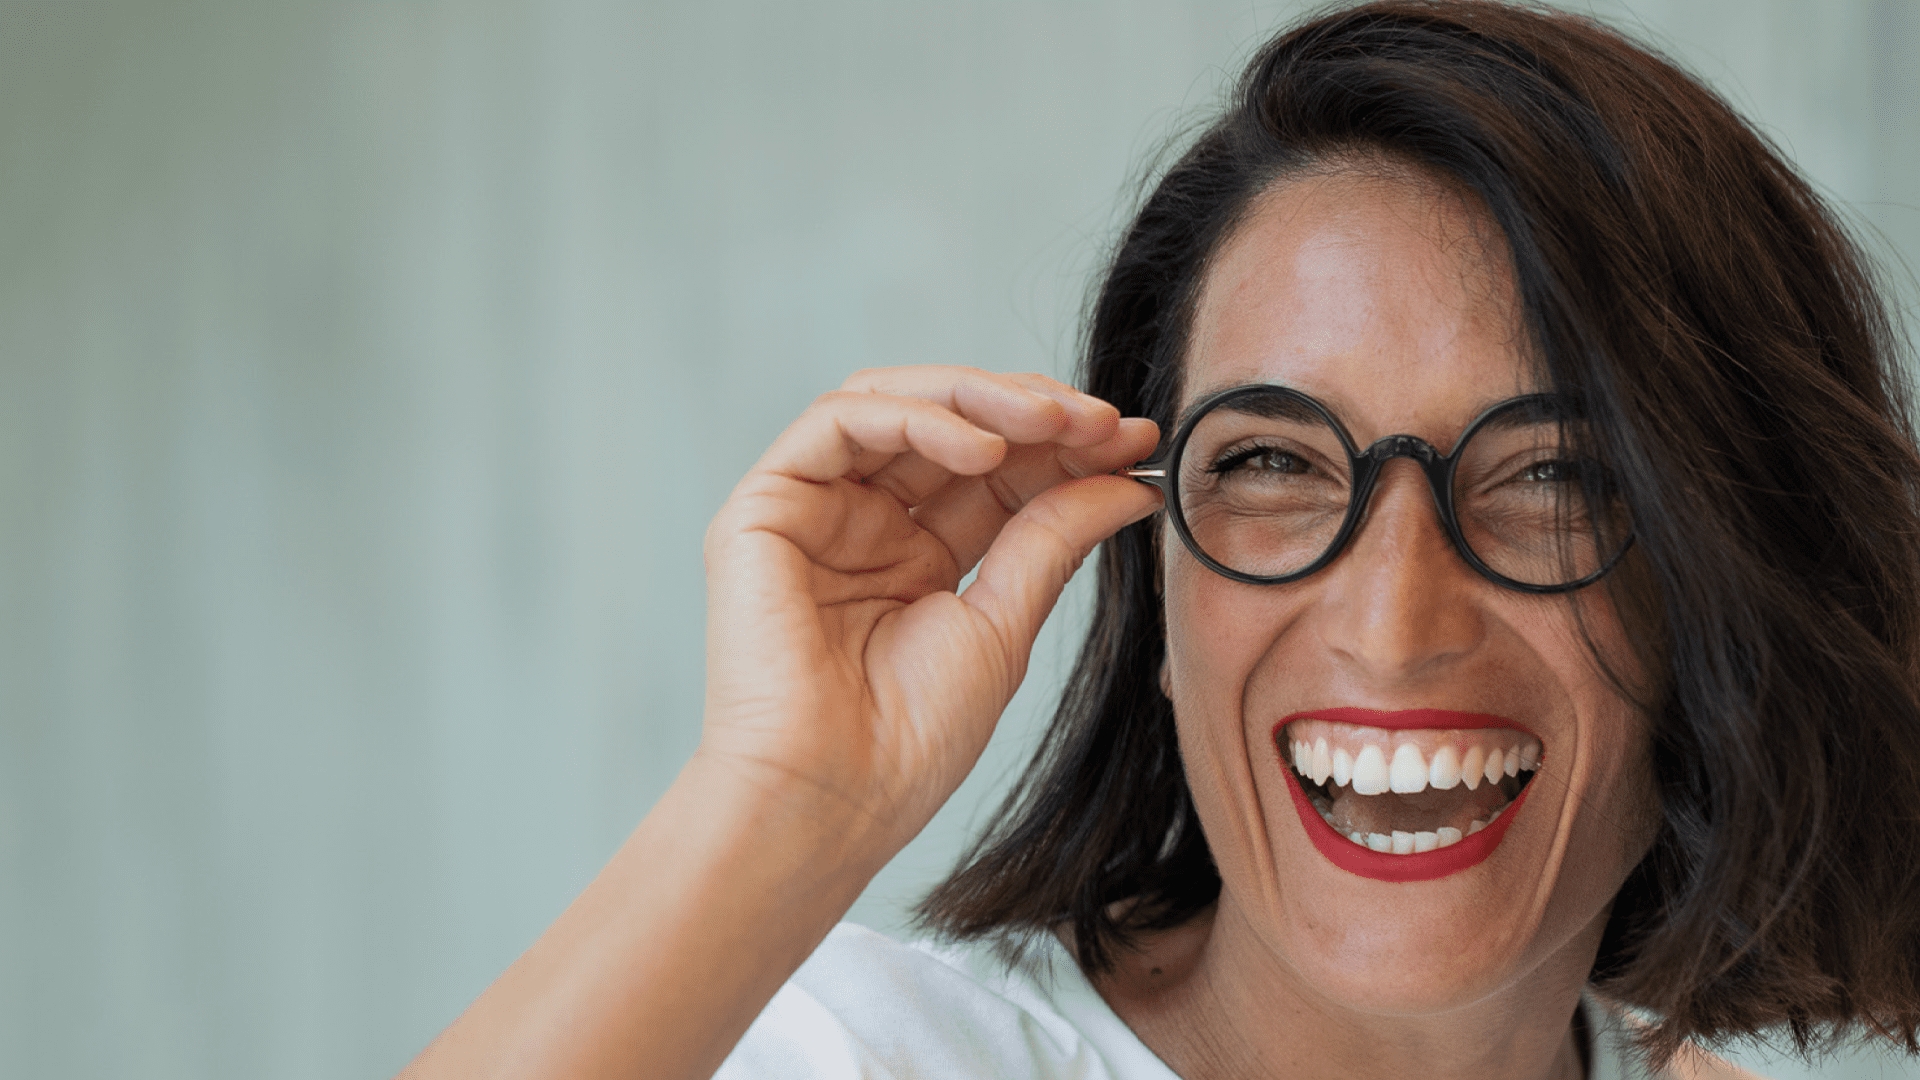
[2,2,1917,1078]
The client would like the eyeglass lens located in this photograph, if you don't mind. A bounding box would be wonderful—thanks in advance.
[1173,389,1631,589]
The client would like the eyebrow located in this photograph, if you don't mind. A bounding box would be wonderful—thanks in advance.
[1202,392,1327,424]
[1176,382,1576,432]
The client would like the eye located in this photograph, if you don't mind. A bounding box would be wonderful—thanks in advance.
[1211,445,1311,476]
[1516,458,1579,484]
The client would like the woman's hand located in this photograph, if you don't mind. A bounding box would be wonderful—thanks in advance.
[398,366,1159,1080]
[700,366,1162,853]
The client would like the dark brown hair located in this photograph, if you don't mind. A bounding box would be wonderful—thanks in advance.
[919,0,1920,1060]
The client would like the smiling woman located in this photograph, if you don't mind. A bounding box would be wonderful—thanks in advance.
[398,3,1920,1079]
[929,163,1674,1074]
[918,1,1920,1071]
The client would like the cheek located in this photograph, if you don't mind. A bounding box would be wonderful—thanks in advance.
[1161,549,1300,701]
[1545,696,1660,954]
[1161,557,1284,764]
[1560,593,1658,816]
[1523,597,1663,901]
[1162,563,1245,774]
[1577,694,1661,865]
[1161,554,1308,870]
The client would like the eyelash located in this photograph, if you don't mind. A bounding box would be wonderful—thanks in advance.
[1209,444,1308,475]
[1204,445,1589,486]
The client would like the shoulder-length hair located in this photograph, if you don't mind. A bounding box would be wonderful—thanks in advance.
[919,0,1920,1059]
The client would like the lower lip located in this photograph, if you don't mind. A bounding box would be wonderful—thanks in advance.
[1280,748,1532,883]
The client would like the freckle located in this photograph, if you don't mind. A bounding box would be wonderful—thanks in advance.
[1150,967,1163,977]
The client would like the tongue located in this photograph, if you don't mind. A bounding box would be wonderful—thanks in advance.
[1325,781,1514,836]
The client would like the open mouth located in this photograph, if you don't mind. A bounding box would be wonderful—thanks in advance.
[1275,709,1541,882]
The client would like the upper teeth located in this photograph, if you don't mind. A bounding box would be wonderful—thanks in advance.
[1287,727,1541,796]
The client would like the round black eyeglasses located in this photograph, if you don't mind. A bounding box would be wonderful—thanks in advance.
[1122,384,1634,594]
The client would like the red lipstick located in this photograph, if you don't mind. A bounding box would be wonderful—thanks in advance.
[1274,709,1536,883]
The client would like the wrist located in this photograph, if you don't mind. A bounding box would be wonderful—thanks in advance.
[674,746,905,883]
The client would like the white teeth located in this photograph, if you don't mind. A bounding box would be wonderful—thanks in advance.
[1291,724,1541,857]
[1319,811,1498,854]
[1352,745,1390,796]
[1460,746,1485,791]
[1290,729,1540,792]
[1388,744,1428,794]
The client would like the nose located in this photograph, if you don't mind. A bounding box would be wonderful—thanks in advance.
[1315,460,1487,681]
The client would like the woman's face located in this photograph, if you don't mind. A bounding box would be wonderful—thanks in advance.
[1162,167,1659,1014]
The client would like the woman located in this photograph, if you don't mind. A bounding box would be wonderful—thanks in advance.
[401,3,1920,1078]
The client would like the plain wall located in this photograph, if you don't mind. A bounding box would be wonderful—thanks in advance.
[1,2,1916,1077]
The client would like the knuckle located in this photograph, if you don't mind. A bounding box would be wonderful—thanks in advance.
[844,364,981,394]
[813,388,864,410]
[703,502,749,559]
[712,478,787,532]
[1022,497,1086,560]
[814,387,925,417]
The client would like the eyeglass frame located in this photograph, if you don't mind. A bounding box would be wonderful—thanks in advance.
[1122,383,1634,595]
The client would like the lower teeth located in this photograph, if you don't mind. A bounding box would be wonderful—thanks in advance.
[1315,799,1507,854]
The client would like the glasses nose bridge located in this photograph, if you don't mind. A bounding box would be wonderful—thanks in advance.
[1353,432,1454,532]
[1364,432,1442,466]
[1361,432,1450,494]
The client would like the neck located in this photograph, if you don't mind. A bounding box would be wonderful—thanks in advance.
[1093,897,1595,1080]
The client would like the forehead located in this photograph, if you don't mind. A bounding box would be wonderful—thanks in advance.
[1185,167,1536,443]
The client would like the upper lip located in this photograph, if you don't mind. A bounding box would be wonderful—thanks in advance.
[1278,706,1537,736]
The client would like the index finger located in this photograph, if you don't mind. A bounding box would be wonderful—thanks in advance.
[842,366,1120,449]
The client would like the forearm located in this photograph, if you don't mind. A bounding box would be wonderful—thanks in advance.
[399,752,892,1080]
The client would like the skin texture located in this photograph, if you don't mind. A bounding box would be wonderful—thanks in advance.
[1095,169,1662,1079]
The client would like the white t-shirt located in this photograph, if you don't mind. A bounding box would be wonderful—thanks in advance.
[717,922,1752,1079]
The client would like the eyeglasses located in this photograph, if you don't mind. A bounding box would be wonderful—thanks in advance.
[1124,384,1634,593]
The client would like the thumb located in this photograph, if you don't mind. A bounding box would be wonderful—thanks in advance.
[959,474,1162,671]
